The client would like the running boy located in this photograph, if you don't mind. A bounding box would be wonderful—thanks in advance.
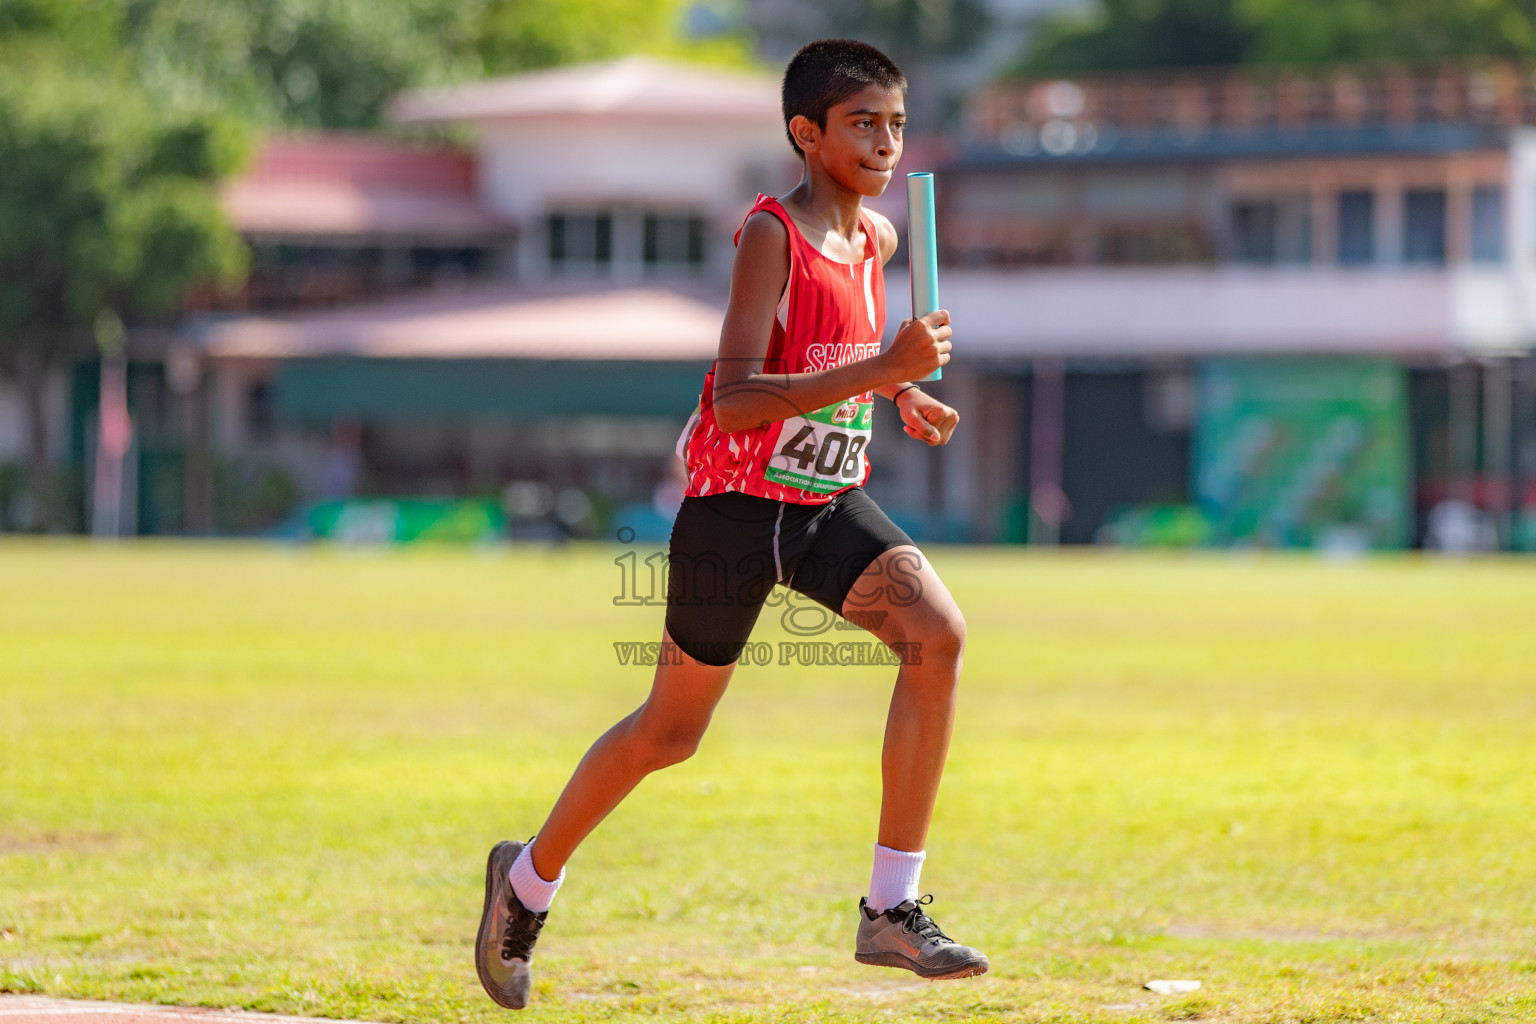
[476,39,986,1009]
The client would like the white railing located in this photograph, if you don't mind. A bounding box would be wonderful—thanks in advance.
[887,266,1529,357]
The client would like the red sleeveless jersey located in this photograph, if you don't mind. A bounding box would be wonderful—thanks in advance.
[676,195,886,504]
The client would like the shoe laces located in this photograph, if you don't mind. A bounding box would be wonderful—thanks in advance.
[501,894,545,962]
[891,894,952,945]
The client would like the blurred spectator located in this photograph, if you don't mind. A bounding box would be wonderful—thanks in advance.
[318,418,364,499]
[652,457,686,521]
[1425,500,1498,554]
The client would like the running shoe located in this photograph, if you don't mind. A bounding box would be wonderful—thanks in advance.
[475,840,547,1009]
[854,894,989,980]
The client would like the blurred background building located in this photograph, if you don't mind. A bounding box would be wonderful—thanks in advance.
[187,58,794,543]
[1,0,1533,550]
[941,65,1536,549]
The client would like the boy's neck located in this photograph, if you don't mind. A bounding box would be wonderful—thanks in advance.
[782,158,868,239]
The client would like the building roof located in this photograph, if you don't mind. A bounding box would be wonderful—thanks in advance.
[221,135,507,240]
[196,283,724,361]
[389,56,780,125]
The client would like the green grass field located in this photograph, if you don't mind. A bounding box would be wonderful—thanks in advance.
[3,541,1536,1023]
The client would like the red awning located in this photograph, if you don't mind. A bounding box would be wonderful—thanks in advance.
[199,283,724,361]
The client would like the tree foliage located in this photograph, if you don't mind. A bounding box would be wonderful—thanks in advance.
[0,38,248,499]
[0,0,479,128]
[1242,0,1536,66]
[477,0,753,76]
[741,0,994,130]
[0,0,751,525]
[744,0,991,62]
[1,0,753,131]
[1022,0,1536,74]
[0,0,751,356]
[1024,0,1251,74]
[0,43,247,345]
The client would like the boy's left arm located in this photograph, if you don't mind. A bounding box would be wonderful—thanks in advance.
[868,209,961,447]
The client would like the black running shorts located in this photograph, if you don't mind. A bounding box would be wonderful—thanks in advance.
[664,487,915,666]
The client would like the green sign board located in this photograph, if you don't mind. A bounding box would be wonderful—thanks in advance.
[1194,359,1411,549]
[306,499,505,544]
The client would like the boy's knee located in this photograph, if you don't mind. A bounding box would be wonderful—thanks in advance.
[654,733,702,770]
[919,608,966,664]
[633,722,704,772]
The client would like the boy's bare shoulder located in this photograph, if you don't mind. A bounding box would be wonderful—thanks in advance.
[731,208,790,294]
[737,207,789,250]
[864,207,899,264]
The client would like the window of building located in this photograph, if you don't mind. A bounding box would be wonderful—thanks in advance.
[1095,224,1209,264]
[1403,189,1447,264]
[1276,196,1311,263]
[1470,185,1504,263]
[549,209,706,272]
[1231,195,1310,264]
[236,243,493,311]
[548,213,613,267]
[1232,201,1277,263]
[247,379,275,441]
[643,213,706,267]
[1338,190,1374,265]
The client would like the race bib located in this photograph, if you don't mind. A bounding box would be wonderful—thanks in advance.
[763,398,872,494]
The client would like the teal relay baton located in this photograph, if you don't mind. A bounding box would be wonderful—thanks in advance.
[906,171,942,381]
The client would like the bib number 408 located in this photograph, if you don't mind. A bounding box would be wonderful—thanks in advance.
[778,424,866,478]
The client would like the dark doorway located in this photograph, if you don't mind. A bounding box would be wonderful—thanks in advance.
[1058,370,1192,544]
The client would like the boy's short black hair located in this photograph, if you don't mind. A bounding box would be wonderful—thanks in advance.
[781,39,907,156]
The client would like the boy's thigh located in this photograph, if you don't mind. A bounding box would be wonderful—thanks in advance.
[783,487,915,627]
[842,543,964,653]
[664,492,781,667]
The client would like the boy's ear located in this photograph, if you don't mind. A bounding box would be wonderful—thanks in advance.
[788,114,821,155]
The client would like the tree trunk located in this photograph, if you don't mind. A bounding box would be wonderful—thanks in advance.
[17,351,52,527]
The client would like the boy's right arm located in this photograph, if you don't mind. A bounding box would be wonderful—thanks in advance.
[711,212,951,434]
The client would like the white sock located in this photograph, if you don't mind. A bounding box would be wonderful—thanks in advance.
[508,840,565,914]
[867,842,925,914]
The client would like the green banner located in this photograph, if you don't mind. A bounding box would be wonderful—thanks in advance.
[306,499,505,544]
[1194,359,1411,549]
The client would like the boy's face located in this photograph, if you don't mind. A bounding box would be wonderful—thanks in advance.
[791,84,905,197]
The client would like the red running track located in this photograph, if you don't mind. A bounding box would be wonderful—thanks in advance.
[0,998,376,1024]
